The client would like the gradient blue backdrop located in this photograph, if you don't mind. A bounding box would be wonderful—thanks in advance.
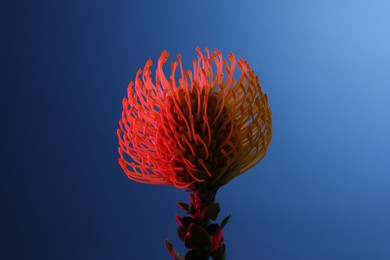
[2,0,390,259]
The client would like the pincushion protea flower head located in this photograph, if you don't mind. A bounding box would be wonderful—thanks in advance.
[118,47,272,189]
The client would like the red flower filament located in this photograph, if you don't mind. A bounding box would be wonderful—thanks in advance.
[118,47,272,188]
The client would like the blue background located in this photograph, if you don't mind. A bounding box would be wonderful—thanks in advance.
[2,0,390,259]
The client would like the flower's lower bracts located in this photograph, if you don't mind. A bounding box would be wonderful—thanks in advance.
[166,185,230,260]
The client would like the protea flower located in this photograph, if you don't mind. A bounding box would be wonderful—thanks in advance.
[117,47,272,259]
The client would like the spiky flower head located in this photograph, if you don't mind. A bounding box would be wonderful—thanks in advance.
[118,47,272,189]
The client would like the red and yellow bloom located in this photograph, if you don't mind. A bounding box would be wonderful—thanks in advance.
[118,47,272,189]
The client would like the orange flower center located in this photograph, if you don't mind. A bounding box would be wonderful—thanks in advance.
[156,85,239,187]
